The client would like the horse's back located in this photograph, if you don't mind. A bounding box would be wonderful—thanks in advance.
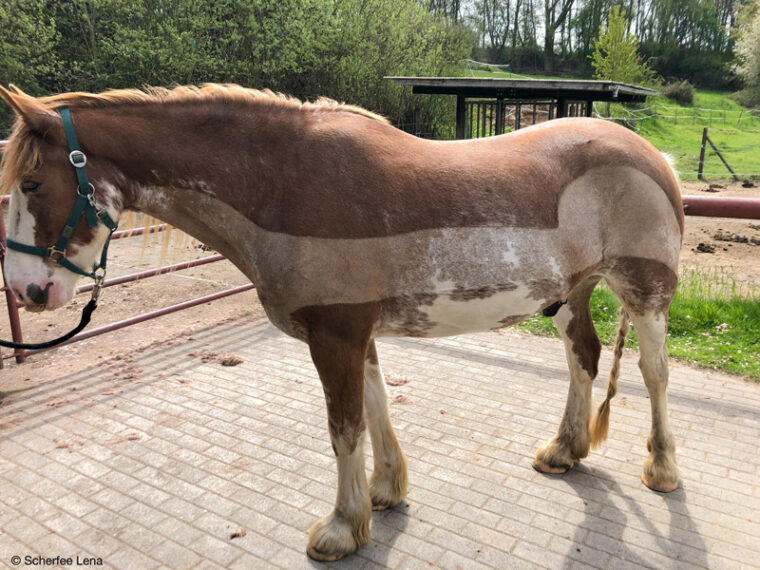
[261,116,683,339]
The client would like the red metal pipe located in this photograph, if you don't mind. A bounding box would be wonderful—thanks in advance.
[9,254,226,307]
[112,224,168,239]
[76,254,224,293]
[6,283,256,359]
[0,202,26,364]
[681,195,760,219]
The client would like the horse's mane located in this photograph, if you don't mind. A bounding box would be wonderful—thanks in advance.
[1,83,388,192]
[39,83,388,124]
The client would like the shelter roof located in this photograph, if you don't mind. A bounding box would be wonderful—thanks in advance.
[385,76,656,102]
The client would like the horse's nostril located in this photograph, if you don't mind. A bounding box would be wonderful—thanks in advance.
[13,288,25,301]
[26,282,53,306]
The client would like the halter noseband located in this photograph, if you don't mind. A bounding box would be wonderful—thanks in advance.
[0,107,119,350]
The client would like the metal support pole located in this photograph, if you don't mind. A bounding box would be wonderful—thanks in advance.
[495,98,503,135]
[556,98,567,119]
[455,95,466,139]
[515,102,522,130]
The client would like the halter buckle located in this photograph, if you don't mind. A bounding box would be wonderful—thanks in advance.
[92,273,106,302]
[69,150,87,168]
[47,247,66,262]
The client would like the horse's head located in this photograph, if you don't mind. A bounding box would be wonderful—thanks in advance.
[1,86,120,310]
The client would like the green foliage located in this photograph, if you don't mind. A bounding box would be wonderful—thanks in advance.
[590,6,659,86]
[662,80,695,105]
[0,0,59,128]
[734,0,760,89]
[0,0,475,136]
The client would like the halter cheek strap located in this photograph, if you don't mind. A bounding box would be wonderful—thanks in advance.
[0,107,119,350]
[5,107,118,279]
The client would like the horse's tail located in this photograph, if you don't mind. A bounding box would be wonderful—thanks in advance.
[589,307,630,448]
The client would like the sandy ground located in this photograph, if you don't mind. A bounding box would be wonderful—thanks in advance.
[679,180,760,288]
[1,181,758,387]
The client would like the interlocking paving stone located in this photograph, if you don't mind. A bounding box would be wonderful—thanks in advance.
[1,317,759,568]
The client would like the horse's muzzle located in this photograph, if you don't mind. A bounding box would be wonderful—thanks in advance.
[9,279,70,310]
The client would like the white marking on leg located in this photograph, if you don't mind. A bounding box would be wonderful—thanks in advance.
[364,353,408,509]
[631,311,679,491]
[308,431,371,560]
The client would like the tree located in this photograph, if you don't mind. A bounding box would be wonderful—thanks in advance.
[734,0,760,89]
[544,0,576,74]
[590,5,658,86]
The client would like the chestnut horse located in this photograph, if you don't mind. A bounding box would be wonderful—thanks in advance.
[0,84,683,561]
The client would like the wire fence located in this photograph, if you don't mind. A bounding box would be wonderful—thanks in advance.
[592,102,760,131]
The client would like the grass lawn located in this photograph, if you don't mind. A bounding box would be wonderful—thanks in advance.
[516,273,760,380]
[636,92,760,180]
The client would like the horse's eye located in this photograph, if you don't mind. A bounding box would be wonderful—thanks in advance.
[20,181,40,194]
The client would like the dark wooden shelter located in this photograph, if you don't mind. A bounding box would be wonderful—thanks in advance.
[386,77,656,139]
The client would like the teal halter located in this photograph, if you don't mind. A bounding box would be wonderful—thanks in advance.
[0,107,119,350]
[6,107,118,280]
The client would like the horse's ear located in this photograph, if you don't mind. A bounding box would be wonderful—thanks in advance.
[0,85,61,139]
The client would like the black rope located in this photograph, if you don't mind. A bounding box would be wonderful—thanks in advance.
[0,299,97,350]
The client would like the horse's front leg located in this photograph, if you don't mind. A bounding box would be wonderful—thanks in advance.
[364,341,408,510]
[304,310,374,562]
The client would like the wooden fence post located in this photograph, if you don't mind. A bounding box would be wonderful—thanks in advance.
[698,127,740,182]
[698,127,708,180]
[706,132,740,181]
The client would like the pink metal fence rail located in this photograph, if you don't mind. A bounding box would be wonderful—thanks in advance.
[2,139,760,367]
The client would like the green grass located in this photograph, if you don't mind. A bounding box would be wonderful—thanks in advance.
[635,93,760,180]
[516,271,760,380]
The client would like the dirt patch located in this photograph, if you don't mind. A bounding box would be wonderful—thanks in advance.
[679,180,760,289]
[391,394,412,405]
[713,230,760,246]
[189,350,244,366]
[385,374,411,386]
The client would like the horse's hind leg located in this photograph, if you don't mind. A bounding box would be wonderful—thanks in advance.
[534,277,601,473]
[606,262,680,492]
[629,310,679,491]
[304,310,374,561]
[364,341,408,510]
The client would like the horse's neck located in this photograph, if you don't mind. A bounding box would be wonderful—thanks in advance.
[85,103,293,212]
[88,103,294,281]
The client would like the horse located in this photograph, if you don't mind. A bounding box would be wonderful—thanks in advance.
[0,84,683,562]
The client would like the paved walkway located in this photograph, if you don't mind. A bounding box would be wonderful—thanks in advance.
[0,317,758,569]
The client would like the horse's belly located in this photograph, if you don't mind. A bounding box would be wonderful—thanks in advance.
[374,282,546,338]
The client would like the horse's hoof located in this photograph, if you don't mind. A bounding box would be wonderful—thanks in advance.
[641,471,679,493]
[532,458,571,474]
[307,511,368,562]
[306,545,346,562]
[370,468,408,511]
